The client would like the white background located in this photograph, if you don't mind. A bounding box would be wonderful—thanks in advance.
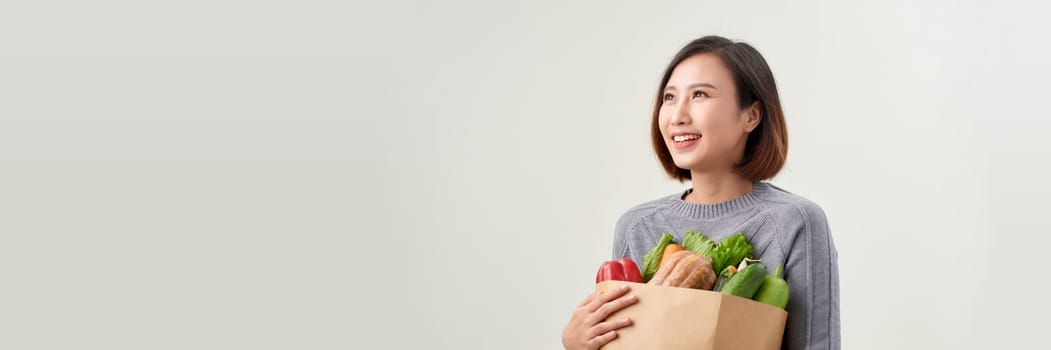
[2,1,1049,349]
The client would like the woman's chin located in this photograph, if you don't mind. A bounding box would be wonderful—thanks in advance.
[673,162,700,172]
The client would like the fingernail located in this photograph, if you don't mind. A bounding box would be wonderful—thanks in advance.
[619,285,629,291]
[626,294,636,301]
[623,318,632,325]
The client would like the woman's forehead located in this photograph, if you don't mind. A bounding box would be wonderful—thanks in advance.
[666,54,733,88]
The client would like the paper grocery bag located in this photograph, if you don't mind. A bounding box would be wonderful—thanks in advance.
[595,281,787,350]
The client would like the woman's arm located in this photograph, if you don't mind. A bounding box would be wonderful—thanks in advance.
[780,203,841,350]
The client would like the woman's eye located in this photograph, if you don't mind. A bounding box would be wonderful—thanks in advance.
[663,93,675,102]
[693,91,708,98]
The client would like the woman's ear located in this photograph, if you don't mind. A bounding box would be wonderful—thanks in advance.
[743,101,761,133]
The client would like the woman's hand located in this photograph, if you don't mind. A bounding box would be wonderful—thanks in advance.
[561,285,638,350]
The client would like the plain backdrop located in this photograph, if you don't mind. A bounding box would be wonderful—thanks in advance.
[2,0,1050,349]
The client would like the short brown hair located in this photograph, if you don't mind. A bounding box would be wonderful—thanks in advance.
[650,36,788,182]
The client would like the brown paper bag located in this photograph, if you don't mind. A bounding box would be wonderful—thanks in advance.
[595,281,787,350]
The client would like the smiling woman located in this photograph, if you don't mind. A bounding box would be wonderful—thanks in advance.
[653,39,788,184]
[562,36,840,350]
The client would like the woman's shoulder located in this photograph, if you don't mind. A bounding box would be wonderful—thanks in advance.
[756,182,830,227]
[614,192,682,233]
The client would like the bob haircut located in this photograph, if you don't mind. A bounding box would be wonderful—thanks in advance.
[651,36,788,182]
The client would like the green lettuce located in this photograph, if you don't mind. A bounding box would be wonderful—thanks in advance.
[640,233,676,282]
[707,232,753,273]
[681,230,714,256]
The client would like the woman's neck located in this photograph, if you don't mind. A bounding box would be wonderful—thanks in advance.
[684,171,755,205]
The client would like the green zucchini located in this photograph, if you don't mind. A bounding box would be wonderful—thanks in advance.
[720,263,767,299]
[713,265,738,292]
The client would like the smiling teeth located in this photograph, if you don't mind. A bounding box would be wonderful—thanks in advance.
[673,135,700,142]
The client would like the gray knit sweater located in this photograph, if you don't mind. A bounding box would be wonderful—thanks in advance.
[612,182,840,350]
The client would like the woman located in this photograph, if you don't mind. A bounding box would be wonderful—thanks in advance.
[562,36,841,350]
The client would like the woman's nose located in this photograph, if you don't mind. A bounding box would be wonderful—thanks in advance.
[670,103,691,125]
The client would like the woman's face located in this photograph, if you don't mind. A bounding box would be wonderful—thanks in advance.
[658,53,760,174]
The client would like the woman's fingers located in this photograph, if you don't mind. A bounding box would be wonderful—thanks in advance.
[589,293,638,324]
[587,285,630,312]
[590,318,632,338]
[585,330,619,349]
[565,286,636,350]
[583,317,633,349]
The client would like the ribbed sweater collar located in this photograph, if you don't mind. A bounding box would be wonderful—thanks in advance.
[667,182,771,219]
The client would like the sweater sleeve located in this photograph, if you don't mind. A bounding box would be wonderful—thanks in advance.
[779,202,841,350]
[611,209,636,260]
[611,201,661,263]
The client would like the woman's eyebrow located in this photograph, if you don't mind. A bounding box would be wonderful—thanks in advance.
[664,83,719,92]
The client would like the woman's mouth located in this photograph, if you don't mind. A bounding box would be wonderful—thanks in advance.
[672,134,701,150]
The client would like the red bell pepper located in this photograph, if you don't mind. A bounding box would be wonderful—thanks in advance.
[595,257,644,283]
